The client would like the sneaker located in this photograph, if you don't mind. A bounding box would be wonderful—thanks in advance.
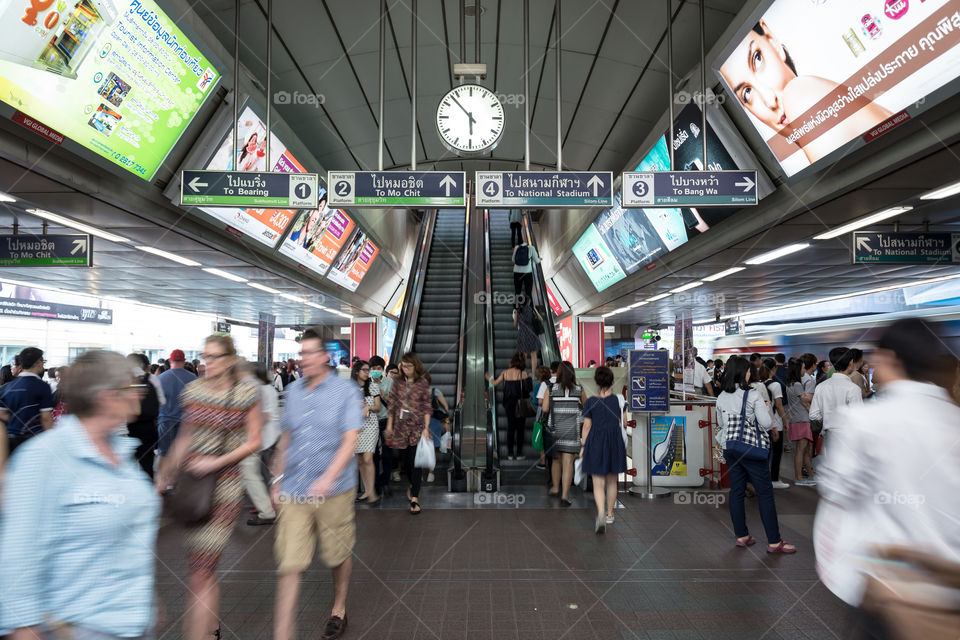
[247,515,276,526]
[427,472,435,482]
[535,462,546,470]
[594,515,606,535]
[771,481,791,489]
[605,515,615,525]
[321,613,347,640]
[391,470,401,482]
[795,478,817,487]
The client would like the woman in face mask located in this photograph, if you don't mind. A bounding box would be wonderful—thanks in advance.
[368,356,394,496]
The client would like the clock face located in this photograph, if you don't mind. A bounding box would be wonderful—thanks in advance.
[435,84,505,155]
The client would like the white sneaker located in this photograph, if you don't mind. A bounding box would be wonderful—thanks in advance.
[605,515,615,525]
[391,470,401,482]
[427,472,435,482]
[795,478,817,486]
[771,481,790,489]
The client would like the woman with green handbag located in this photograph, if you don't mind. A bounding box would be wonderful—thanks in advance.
[532,366,551,470]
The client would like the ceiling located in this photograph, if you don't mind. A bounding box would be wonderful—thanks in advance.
[191,0,746,174]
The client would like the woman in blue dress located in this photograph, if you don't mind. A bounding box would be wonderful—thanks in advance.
[580,366,627,534]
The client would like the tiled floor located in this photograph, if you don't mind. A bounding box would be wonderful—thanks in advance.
[155,481,851,640]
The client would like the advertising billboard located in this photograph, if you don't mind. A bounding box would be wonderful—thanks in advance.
[325,229,379,292]
[557,316,573,364]
[199,105,307,246]
[0,280,112,323]
[0,0,219,180]
[571,217,628,292]
[278,188,356,277]
[716,0,960,177]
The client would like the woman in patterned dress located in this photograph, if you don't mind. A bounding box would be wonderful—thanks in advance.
[542,361,587,507]
[352,359,381,505]
[385,352,432,514]
[156,335,262,640]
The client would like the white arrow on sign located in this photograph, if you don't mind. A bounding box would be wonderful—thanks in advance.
[440,174,457,197]
[856,236,873,252]
[187,176,209,192]
[735,175,755,193]
[587,175,604,197]
[70,238,87,255]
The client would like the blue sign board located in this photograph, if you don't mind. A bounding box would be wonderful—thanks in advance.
[852,231,960,264]
[327,171,466,207]
[475,171,614,208]
[180,170,319,208]
[622,170,757,207]
[0,234,92,267]
[628,349,669,413]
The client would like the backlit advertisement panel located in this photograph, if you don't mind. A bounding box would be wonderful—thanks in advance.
[200,106,305,246]
[326,229,379,292]
[0,0,219,180]
[278,187,356,277]
[557,316,573,364]
[716,0,960,177]
[572,221,627,292]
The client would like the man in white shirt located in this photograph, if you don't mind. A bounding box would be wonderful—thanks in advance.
[809,347,863,445]
[814,319,960,630]
[512,241,541,308]
[692,348,714,395]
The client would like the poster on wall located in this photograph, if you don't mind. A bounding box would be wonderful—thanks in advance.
[0,280,112,324]
[716,0,960,177]
[278,188,356,277]
[557,316,573,364]
[200,105,308,246]
[325,229,379,292]
[0,0,219,180]
[651,416,687,477]
[381,316,397,361]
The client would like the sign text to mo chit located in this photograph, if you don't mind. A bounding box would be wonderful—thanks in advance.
[0,234,91,267]
[327,172,465,207]
[476,171,613,208]
[180,171,319,209]
[622,170,757,207]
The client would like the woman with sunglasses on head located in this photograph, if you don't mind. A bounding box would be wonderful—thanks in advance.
[156,335,263,640]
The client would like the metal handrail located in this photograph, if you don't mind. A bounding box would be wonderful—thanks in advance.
[482,207,498,477]
[450,190,472,478]
[391,209,436,366]
[522,211,562,366]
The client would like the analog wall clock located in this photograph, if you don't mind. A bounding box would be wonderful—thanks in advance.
[435,84,505,155]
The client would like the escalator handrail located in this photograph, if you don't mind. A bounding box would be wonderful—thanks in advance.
[451,195,472,476]
[521,211,563,365]
[391,210,437,366]
[482,207,498,476]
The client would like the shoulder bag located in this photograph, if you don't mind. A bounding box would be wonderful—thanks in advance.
[723,390,770,462]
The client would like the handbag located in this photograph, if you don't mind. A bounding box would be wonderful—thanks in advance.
[532,421,544,451]
[532,313,545,335]
[166,470,218,525]
[516,397,537,418]
[723,389,770,462]
[810,418,823,436]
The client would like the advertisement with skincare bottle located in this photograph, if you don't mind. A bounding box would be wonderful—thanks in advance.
[325,229,379,292]
[0,0,219,180]
[716,0,960,177]
[278,191,357,278]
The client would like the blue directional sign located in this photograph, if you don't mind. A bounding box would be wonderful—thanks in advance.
[327,171,466,208]
[475,171,613,208]
[628,349,669,413]
[180,170,319,208]
[852,231,960,264]
[0,234,92,267]
[622,170,757,207]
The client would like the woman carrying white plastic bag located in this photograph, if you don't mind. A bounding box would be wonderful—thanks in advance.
[414,435,436,470]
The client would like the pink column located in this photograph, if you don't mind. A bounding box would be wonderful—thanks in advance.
[350,318,377,363]
[578,318,605,367]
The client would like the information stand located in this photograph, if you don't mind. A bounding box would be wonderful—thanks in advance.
[626,349,671,499]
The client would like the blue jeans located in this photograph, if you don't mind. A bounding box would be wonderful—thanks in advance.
[157,421,180,457]
[723,451,782,544]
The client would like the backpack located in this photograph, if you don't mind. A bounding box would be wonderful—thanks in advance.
[431,387,448,421]
[514,244,529,267]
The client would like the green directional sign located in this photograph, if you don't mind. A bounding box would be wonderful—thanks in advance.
[852,231,960,264]
[0,234,92,267]
[180,170,319,208]
[327,171,466,207]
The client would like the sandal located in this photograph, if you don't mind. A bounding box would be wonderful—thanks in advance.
[767,541,796,554]
[409,499,422,515]
[735,535,756,548]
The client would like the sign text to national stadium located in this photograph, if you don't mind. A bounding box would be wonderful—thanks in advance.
[622,170,758,207]
[327,172,466,207]
[476,171,613,208]
[180,170,319,208]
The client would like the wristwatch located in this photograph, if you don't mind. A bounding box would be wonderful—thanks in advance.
[270,474,284,486]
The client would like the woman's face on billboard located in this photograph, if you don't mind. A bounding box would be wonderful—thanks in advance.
[720,21,796,132]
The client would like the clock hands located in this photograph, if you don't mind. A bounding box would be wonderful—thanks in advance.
[450,96,477,135]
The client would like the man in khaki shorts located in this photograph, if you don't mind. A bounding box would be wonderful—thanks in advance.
[270,328,362,640]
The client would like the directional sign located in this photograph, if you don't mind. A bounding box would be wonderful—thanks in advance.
[0,234,92,267]
[327,171,465,207]
[622,170,758,207]
[852,231,960,264]
[628,349,669,413]
[475,171,613,208]
[180,170,319,208]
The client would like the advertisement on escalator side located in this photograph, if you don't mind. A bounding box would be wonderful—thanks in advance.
[557,316,573,364]
[0,0,219,180]
[278,186,356,277]
[325,229,379,292]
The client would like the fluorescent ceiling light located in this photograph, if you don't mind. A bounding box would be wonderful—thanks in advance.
[247,282,280,294]
[920,180,960,200]
[0,191,15,203]
[333,310,353,318]
[135,245,201,267]
[202,267,247,283]
[670,281,704,293]
[279,293,307,303]
[722,273,960,320]
[703,267,746,282]
[602,306,629,318]
[647,292,671,302]
[744,243,810,265]
[306,301,328,310]
[812,207,913,240]
[627,301,648,309]
[26,208,129,243]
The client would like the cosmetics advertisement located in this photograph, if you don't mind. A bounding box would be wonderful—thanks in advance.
[278,188,357,277]
[200,106,305,246]
[325,228,379,292]
[716,0,960,177]
[557,316,573,364]
[0,0,219,180]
